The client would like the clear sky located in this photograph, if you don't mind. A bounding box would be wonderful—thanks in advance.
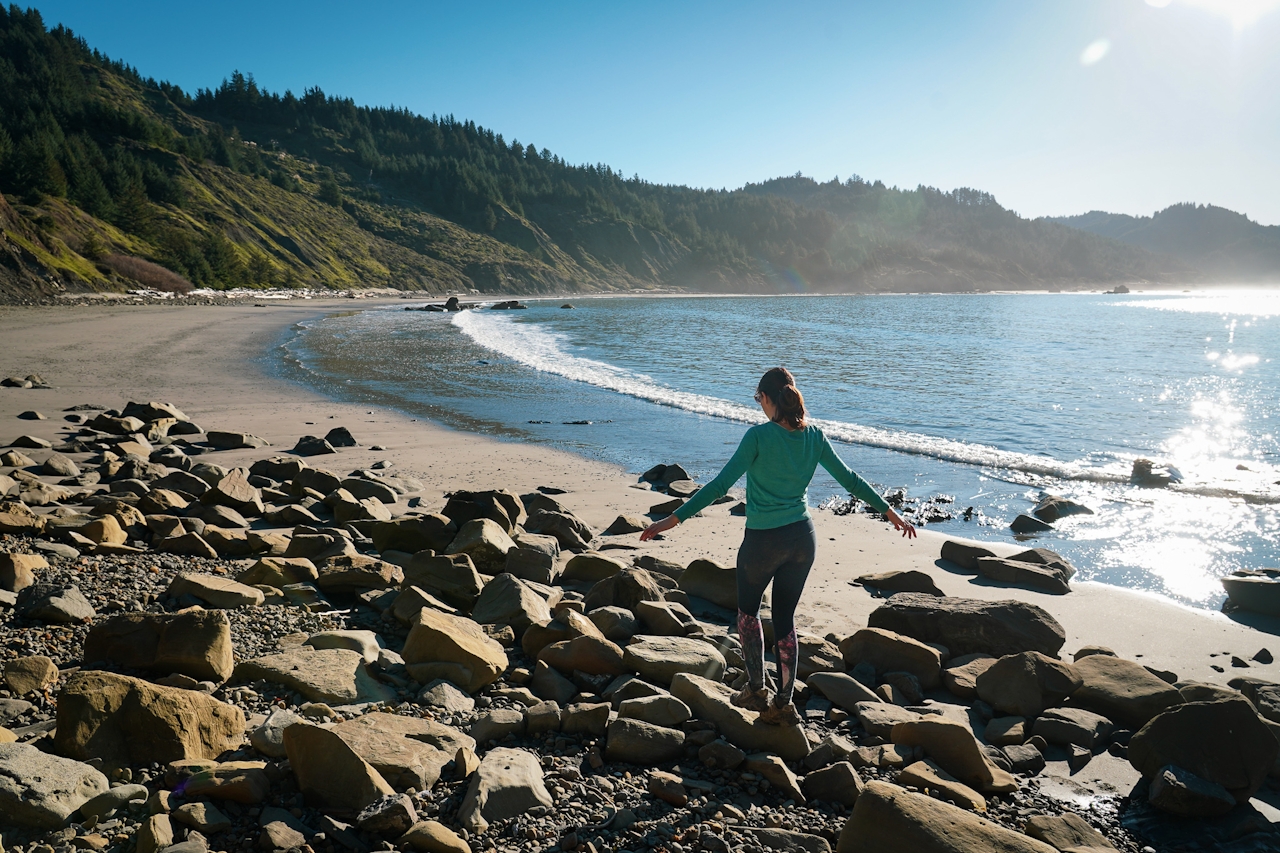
[23,0,1280,225]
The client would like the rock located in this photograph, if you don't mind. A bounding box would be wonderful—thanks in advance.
[293,435,337,456]
[899,759,986,811]
[605,718,686,764]
[156,532,219,560]
[868,594,1066,658]
[939,540,997,571]
[891,717,1018,793]
[0,500,44,535]
[530,661,577,704]
[331,713,474,792]
[670,673,810,761]
[583,566,665,613]
[1071,654,1184,729]
[854,702,921,737]
[137,814,175,853]
[10,434,54,448]
[679,558,738,609]
[54,671,244,768]
[537,634,627,677]
[184,762,271,804]
[83,610,235,682]
[172,801,232,833]
[562,702,611,737]
[206,431,269,450]
[41,453,79,477]
[441,490,523,532]
[305,629,382,663]
[471,573,552,636]
[400,820,471,853]
[1,653,56,696]
[457,747,553,834]
[1023,813,1114,851]
[200,469,264,515]
[524,509,593,551]
[699,739,747,771]
[521,608,603,657]
[16,583,96,622]
[239,557,319,588]
[250,709,303,758]
[260,819,306,849]
[984,717,1027,746]
[939,653,996,700]
[561,551,628,583]
[315,554,403,592]
[402,609,509,693]
[1128,697,1278,804]
[743,752,805,802]
[1032,707,1114,750]
[371,514,456,555]
[122,401,190,423]
[82,515,128,545]
[1228,676,1280,724]
[403,553,485,610]
[470,708,526,743]
[835,780,1057,853]
[589,605,640,643]
[603,514,647,535]
[807,671,883,712]
[975,652,1082,717]
[618,694,692,728]
[799,760,862,807]
[356,793,417,837]
[975,557,1071,595]
[236,648,397,705]
[1010,514,1053,534]
[1148,764,1237,818]
[167,573,264,608]
[840,628,941,688]
[78,782,149,819]
[324,426,358,448]
[446,518,516,573]
[0,742,109,829]
[624,635,727,686]
[648,769,688,806]
[1003,743,1046,775]
[419,680,476,714]
[1222,575,1280,617]
[0,552,43,592]
[284,722,395,810]
[503,547,556,584]
[856,569,944,597]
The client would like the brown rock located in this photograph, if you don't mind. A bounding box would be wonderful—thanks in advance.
[537,634,627,677]
[898,759,986,811]
[400,820,472,853]
[238,557,318,588]
[890,717,1018,793]
[1071,654,1184,729]
[0,553,44,592]
[84,610,234,683]
[200,469,264,516]
[941,653,997,700]
[283,722,395,811]
[54,671,244,769]
[445,518,516,574]
[868,594,1066,658]
[402,609,508,693]
[1024,813,1115,851]
[840,628,941,688]
[975,652,1082,717]
[403,553,485,610]
[3,655,58,694]
[457,747,553,834]
[332,713,475,792]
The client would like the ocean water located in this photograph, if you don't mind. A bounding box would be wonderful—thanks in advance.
[277,291,1280,610]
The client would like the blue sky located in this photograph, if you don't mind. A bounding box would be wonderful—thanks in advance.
[26,0,1280,224]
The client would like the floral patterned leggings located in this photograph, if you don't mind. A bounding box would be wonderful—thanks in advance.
[734,517,817,708]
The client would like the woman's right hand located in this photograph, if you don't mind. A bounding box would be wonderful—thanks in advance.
[886,508,917,539]
[640,515,679,541]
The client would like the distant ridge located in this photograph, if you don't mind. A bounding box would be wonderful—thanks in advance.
[0,6,1201,301]
[1049,204,1280,283]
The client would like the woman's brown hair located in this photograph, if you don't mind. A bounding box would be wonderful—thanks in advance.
[758,367,806,430]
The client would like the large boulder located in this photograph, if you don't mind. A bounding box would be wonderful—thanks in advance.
[583,566,665,613]
[561,551,628,584]
[235,648,398,705]
[1226,676,1280,724]
[200,469,264,516]
[524,509,593,551]
[403,553,485,610]
[238,557,319,588]
[331,713,474,792]
[835,780,1057,853]
[670,673,810,761]
[470,573,552,636]
[283,723,395,811]
[890,717,1018,794]
[54,671,244,768]
[166,573,264,608]
[0,553,44,592]
[974,652,1081,717]
[1071,654,1184,729]
[679,558,738,609]
[974,558,1070,596]
[83,610,235,683]
[401,609,508,692]
[840,628,941,689]
[315,554,403,592]
[537,635,627,677]
[1128,697,1278,805]
[442,490,523,533]
[445,518,516,574]
[623,636,727,686]
[457,747,553,834]
[605,718,686,764]
[867,594,1066,658]
[807,672,882,712]
[0,743,110,829]
[370,514,457,555]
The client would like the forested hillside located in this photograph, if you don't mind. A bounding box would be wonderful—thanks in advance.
[0,5,1196,301]
[1050,204,1280,283]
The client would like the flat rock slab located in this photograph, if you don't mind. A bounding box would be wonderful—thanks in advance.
[623,635,726,686]
[0,742,110,829]
[868,593,1066,658]
[332,712,474,792]
[235,648,398,705]
[670,672,810,761]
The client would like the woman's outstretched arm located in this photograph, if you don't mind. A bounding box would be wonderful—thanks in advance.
[640,428,759,540]
[819,433,916,538]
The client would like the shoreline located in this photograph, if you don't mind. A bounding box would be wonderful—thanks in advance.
[2,298,1277,680]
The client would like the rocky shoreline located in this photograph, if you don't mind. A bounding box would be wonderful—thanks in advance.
[2,394,1280,853]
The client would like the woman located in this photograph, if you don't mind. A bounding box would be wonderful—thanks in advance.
[641,367,916,726]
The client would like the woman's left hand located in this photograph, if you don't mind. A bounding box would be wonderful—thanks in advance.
[640,514,679,541]
[886,509,917,539]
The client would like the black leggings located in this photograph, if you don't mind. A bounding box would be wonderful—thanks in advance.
[735,518,817,705]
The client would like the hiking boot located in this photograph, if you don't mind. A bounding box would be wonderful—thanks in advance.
[730,684,771,713]
[759,701,802,727]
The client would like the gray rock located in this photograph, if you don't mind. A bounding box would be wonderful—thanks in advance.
[807,671,883,712]
[457,747,553,833]
[470,709,526,743]
[802,760,863,807]
[355,793,417,837]
[250,709,304,759]
[1031,707,1113,750]
[867,593,1066,658]
[588,605,638,644]
[235,648,397,705]
[16,583,96,623]
[605,717,686,764]
[623,635,726,686]
[0,742,109,828]
[617,694,691,728]
[418,680,476,714]
[1148,764,1237,818]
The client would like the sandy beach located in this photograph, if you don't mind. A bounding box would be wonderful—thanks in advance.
[2,298,1276,679]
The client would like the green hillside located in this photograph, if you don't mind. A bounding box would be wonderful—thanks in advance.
[0,5,1197,302]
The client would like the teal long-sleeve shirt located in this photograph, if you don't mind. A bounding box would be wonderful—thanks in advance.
[672,421,891,529]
